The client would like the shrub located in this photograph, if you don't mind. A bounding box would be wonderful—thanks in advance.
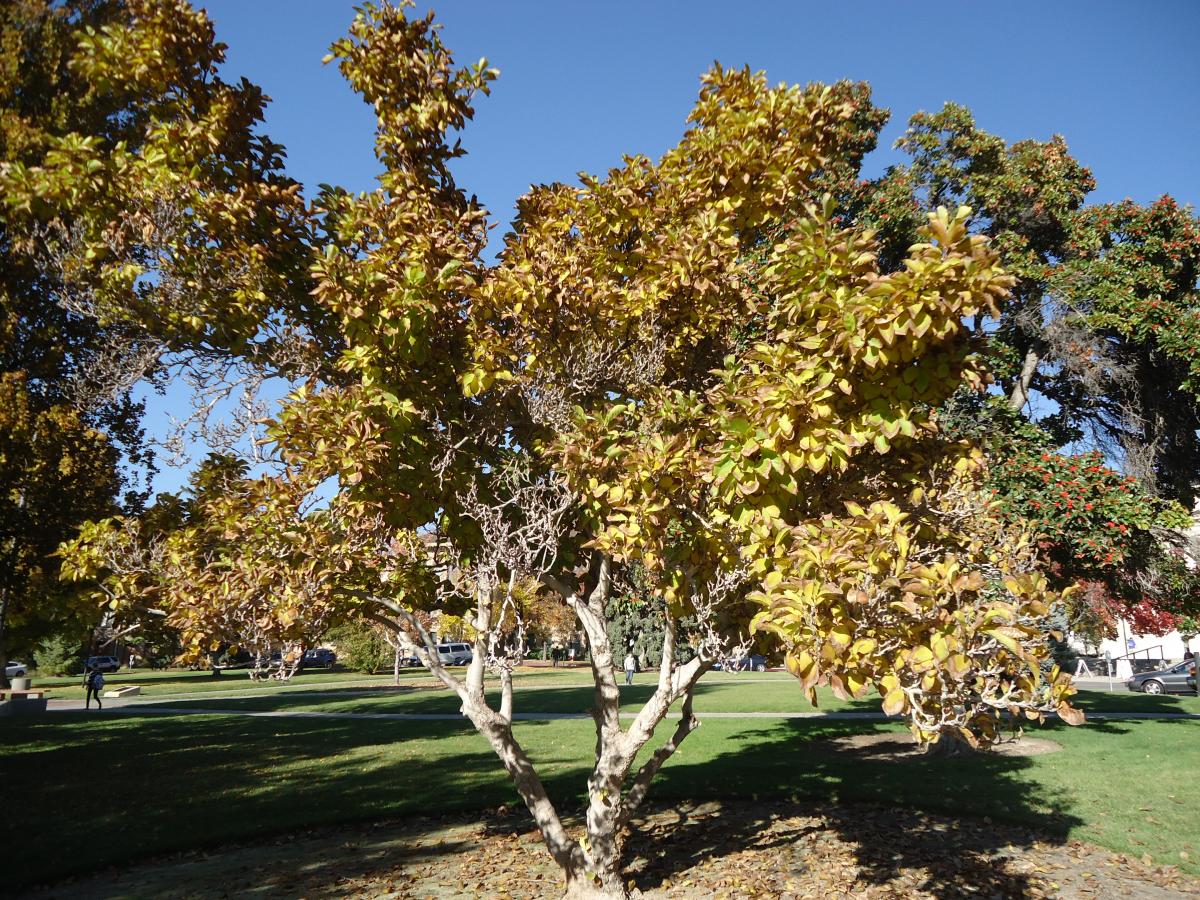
[325,623,390,674]
[35,634,84,676]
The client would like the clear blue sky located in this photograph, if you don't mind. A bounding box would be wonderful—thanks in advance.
[144,0,1200,493]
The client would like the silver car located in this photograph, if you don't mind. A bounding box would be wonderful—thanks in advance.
[1126,660,1196,695]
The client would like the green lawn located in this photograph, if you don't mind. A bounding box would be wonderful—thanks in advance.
[4,679,1197,890]
[29,663,663,701]
[129,671,1200,719]
[27,666,431,701]
[35,666,1200,715]
[140,673,875,716]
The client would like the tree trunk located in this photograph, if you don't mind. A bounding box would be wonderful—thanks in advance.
[393,644,401,685]
[924,729,976,758]
[563,860,628,899]
[0,585,10,690]
[382,563,712,900]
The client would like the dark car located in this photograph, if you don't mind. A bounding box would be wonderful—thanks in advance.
[84,655,120,673]
[301,648,337,669]
[1126,660,1196,695]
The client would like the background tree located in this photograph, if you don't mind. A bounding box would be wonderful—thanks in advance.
[0,371,120,681]
[0,0,311,681]
[33,630,87,676]
[854,102,1200,636]
[326,622,392,674]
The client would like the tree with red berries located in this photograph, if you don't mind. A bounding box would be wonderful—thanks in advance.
[853,103,1200,635]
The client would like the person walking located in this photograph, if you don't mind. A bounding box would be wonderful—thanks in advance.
[84,667,105,710]
[623,652,636,686]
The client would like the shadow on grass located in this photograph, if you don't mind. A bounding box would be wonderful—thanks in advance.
[11,703,1147,898]
[6,711,560,892]
[1072,687,1199,713]
[147,679,883,717]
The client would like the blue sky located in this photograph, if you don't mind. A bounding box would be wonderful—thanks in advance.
[199,0,1199,210]
[144,0,1200,493]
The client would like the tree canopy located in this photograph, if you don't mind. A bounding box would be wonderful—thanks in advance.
[52,5,1098,895]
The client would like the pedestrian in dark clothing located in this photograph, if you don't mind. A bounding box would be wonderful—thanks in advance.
[84,669,105,710]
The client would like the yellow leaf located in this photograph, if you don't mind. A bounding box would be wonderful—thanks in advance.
[882,688,905,716]
[851,637,877,657]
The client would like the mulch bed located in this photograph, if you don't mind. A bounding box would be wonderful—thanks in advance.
[31,800,1200,899]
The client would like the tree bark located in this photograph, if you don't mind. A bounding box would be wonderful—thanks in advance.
[0,584,10,690]
[1008,347,1040,411]
[376,566,711,899]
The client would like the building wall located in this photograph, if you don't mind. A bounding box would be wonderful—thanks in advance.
[1072,624,1196,662]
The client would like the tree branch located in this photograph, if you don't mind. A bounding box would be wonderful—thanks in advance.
[1008,347,1040,411]
[620,686,701,827]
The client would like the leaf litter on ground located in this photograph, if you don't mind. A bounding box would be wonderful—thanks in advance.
[30,799,1200,899]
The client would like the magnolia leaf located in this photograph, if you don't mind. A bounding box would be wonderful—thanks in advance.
[1057,702,1086,726]
[882,688,905,716]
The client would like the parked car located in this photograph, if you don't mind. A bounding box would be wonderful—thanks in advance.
[301,648,337,669]
[435,642,473,665]
[5,661,27,678]
[84,656,120,673]
[1127,660,1197,695]
[714,654,767,672]
[398,654,422,668]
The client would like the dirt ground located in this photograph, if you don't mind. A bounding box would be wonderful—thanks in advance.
[822,732,1065,761]
[33,798,1200,900]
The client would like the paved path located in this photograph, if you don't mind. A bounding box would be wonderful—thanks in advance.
[41,675,794,711]
[45,703,1200,722]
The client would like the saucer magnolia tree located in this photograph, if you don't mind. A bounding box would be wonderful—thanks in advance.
[62,4,1080,896]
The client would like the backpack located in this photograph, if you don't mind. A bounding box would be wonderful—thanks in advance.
[91,672,105,691]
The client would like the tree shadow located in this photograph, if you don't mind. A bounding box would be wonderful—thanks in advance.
[11,704,1188,897]
[621,718,1093,897]
[1072,687,1199,713]
[5,711,581,892]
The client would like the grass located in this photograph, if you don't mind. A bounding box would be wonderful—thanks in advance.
[36,665,1200,713]
[127,670,1200,719]
[26,666,427,701]
[4,675,1198,890]
[141,672,877,716]
[28,662,649,701]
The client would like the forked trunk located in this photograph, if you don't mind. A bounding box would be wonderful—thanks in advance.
[924,729,976,758]
[387,559,713,900]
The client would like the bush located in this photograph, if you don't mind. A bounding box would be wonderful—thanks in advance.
[325,623,391,674]
[35,634,84,676]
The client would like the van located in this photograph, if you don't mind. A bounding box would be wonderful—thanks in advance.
[435,643,473,665]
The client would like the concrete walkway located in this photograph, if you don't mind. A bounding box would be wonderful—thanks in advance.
[41,675,799,711]
[45,702,1200,722]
